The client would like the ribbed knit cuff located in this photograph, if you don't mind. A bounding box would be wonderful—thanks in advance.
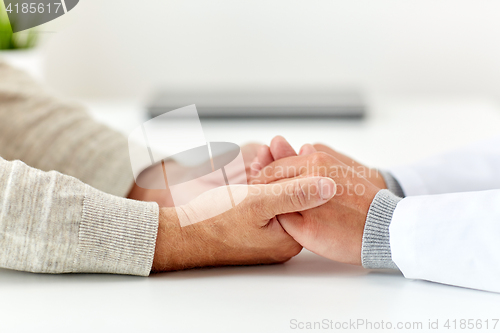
[73,186,159,276]
[361,189,402,270]
[379,170,405,198]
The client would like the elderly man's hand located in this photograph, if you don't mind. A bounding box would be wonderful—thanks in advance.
[128,143,261,207]
[151,175,336,271]
[250,136,382,265]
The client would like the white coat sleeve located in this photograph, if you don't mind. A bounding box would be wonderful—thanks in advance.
[388,135,500,196]
[390,189,500,293]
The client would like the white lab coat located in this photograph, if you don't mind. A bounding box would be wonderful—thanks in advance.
[388,135,500,292]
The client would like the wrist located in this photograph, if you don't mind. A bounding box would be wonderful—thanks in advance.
[127,182,145,200]
[348,185,380,265]
[152,207,190,271]
[361,189,402,269]
[378,171,405,198]
[127,163,175,207]
[370,169,389,189]
[152,207,221,272]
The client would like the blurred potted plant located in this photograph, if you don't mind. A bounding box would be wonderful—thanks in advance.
[0,0,42,79]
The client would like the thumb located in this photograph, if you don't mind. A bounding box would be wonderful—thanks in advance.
[256,176,336,219]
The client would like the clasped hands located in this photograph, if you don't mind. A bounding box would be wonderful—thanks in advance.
[140,136,388,272]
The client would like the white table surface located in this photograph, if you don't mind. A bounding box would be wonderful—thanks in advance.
[2,97,500,333]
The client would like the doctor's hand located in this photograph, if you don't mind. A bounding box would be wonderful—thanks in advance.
[128,143,261,207]
[151,175,337,271]
[250,136,387,189]
[252,146,381,266]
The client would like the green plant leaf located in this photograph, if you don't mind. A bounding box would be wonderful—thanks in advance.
[0,0,38,50]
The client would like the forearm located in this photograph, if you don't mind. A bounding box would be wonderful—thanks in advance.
[387,135,500,196]
[0,156,221,275]
[153,207,225,272]
[362,188,500,293]
[152,207,263,272]
[390,190,500,293]
[0,157,158,275]
[0,62,134,197]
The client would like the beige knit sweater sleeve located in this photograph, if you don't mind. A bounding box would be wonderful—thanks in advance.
[0,62,159,275]
[0,61,133,197]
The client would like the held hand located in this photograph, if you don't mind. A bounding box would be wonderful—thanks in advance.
[128,143,261,207]
[152,176,337,271]
[252,141,381,265]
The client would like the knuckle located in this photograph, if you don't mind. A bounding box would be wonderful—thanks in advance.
[254,197,272,219]
[310,151,331,166]
[331,165,342,176]
[313,143,335,152]
[288,182,307,209]
[260,164,276,183]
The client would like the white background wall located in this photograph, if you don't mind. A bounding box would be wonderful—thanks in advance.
[41,0,500,102]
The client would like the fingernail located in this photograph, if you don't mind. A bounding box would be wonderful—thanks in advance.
[319,178,336,200]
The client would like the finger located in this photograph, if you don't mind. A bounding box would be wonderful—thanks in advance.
[276,212,305,241]
[257,145,274,168]
[299,144,317,156]
[254,176,336,219]
[270,135,297,160]
[241,142,262,167]
[313,143,363,167]
[313,143,337,156]
[255,151,342,184]
[254,154,313,184]
[266,214,301,234]
[249,156,261,178]
[250,145,273,178]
